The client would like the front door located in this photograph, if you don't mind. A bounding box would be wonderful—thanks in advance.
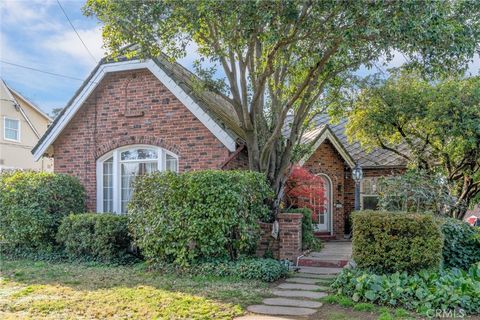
[315,175,331,232]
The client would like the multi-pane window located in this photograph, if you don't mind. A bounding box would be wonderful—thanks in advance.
[103,157,114,212]
[98,146,178,214]
[4,118,20,141]
[361,177,381,210]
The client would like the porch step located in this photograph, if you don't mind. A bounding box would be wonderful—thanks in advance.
[297,256,349,268]
[247,305,317,316]
[297,266,343,275]
[314,232,336,241]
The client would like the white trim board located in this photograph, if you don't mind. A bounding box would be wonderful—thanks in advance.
[33,59,236,161]
[299,126,355,168]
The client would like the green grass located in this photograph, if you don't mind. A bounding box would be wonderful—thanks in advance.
[0,258,271,319]
[322,294,355,307]
[322,294,414,320]
[353,302,376,312]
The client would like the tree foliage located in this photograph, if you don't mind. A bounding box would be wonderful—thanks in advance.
[377,170,463,215]
[84,0,480,214]
[285,166,325,212]
[347,71,480,219]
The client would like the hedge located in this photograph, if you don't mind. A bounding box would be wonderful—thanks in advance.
[352,211,443,273]
[57,213,134,263]
[128,170,273,266]
[0,171,85,251]
[332,263,480,315]
[441,218,480,270]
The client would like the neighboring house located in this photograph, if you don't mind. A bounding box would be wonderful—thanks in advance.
[0,79,53,171]
[32,55,405,239]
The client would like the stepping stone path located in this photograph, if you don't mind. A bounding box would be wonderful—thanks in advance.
[245,266,343,317]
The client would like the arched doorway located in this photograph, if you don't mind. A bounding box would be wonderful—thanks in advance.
[314,174,332,232]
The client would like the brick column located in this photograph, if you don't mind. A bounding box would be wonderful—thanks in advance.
[278,213,303,262]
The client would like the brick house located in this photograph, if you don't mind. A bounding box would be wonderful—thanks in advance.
[32,55,405,240]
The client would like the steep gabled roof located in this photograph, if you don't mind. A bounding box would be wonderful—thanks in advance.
[8,86,52,122]
[299,124,356,168]
[304,114,408,168]
[1,79,52,139]
[32,55,244,160]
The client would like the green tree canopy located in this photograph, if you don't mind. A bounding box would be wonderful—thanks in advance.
[84,0,480,214]
[347,71,480,219]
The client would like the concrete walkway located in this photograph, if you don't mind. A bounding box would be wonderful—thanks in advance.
[238,242,352,318]
[241,266,342,317]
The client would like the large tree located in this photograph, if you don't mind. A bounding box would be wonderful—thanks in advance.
[346,71,480,219]
[84,0,480,215]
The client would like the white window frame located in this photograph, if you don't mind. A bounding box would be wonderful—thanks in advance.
[360,177,380,210]
[96,145,178,213]
[314,173,334,235]
[4,117,20,142]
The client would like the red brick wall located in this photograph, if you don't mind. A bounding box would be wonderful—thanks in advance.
[222,147,249,170]
[256,222,280,259]
[53,69,233,211]
[278,213,303,261]
[303,139,346,238]
[256,213,303,262]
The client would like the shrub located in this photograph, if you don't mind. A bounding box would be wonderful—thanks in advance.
[332,263,480,315]
[128,170,273,266]
[57,213,134,263]
[352,211,443,273]
[0,171,85,251]
[441,218,480,270]
[191,258,288,282]
[288,207,322,251]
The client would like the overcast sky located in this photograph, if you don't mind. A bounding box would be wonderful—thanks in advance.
[1,0,479,116]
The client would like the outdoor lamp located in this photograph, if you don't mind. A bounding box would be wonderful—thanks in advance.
[352,163,363,183]
[352,163,363,211]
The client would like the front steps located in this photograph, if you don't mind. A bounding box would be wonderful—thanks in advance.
[314,231,336,241]
[297,256,349,268]
[297,241,352,268]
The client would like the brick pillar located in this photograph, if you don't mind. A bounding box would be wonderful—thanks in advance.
[278,213,303,262]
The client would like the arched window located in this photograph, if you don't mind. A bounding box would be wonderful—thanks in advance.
[97,145,178,213]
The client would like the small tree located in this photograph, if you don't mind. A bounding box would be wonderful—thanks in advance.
[285,166,325,222]
[347,71,480,219]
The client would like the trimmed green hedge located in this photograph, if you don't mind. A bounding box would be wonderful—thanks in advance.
[128,170,273,266]
[441,218,480,270]
[0,171,85,251]
[57,213,135,263]
[332,263,480,315]
[352,211,443,273]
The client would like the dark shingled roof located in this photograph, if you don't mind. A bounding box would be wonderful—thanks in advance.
[32,53,244,155]
[306,114,408,168]
[33,50,407,169]
[151,55,244,140]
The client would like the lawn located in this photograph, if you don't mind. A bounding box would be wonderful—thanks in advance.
[0,259,271,319]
